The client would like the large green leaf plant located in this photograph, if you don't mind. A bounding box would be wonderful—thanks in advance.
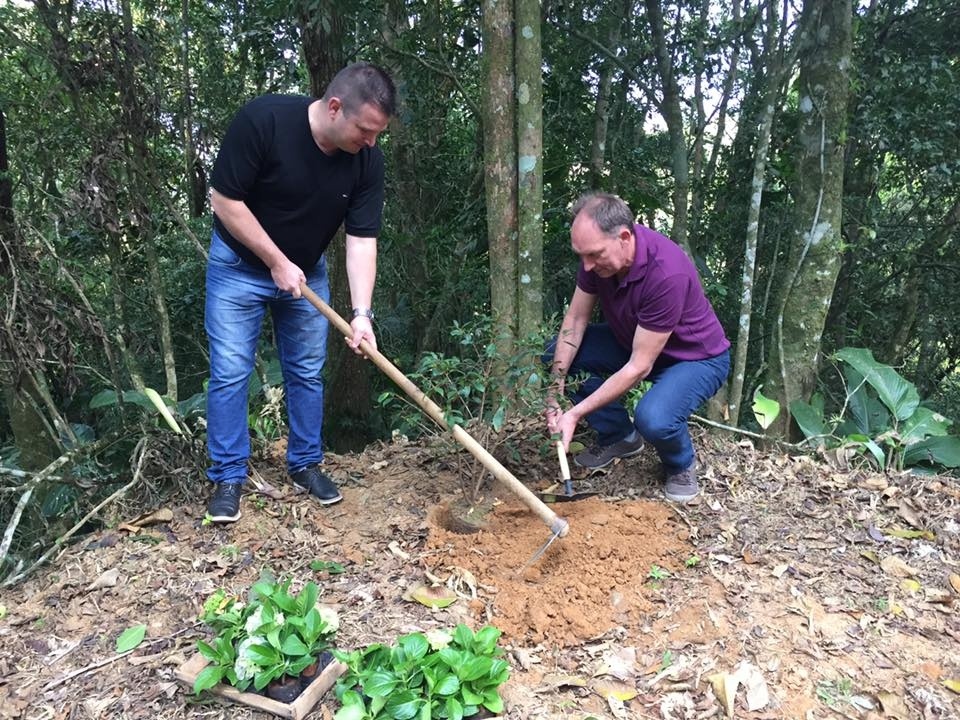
[193,578,338,694]
[334,624,510,720]
[789,348,960,471]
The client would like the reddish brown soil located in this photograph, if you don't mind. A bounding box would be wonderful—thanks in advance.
[427,497,691,646]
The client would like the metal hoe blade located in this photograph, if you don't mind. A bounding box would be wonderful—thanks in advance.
[519,527,563,572]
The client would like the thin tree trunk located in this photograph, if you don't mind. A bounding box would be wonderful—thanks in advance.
[515,0,543,339]
[481,0,518,354]
[688,0,709,259]
[587,2,626,189]
[765,0,852,438]
[644,0,691,257]
[885,197,960,365]
[692,0,741,251]
[120,0,178,400]
[299,3,373,450]
[728,0,798,425]
[0,107,62,469]
[180,0,205,218]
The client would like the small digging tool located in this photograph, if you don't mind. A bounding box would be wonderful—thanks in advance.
[300,285,569,559]
[538,441,599,503]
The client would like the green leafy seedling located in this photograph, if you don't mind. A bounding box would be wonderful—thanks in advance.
[647,565,670,581]
[685,555,700,567]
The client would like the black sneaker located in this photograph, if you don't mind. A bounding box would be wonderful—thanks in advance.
[207,482,243,523]
[291,465,343,505]
[573,429,645,469]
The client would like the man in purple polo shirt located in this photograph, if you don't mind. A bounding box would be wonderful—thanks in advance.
[545,193,730,502]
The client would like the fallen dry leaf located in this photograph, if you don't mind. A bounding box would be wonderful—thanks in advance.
[919,662,942,681]
[130,508,174,527]
[402,583,456,608]
[535,673,588,692]
[884,526,935,541]
[879,555,918,578]
[83,695,117,719]
[86,568,120,591]
[949,574,960,595]
[595,646,637,682]
[591,677,638,701]
[896,500,922,529]
[943,679,960,694]
[735,662,770,711]
[707,671,739,718]
[387,541,410,560]
[899,579,921,594]
[924,588,953,604]
[605,693,630,719]
[446,566,478,599]
[859,476,888,491]
[877,691,913,719]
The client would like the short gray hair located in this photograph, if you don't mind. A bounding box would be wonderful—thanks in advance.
[571,193,635,235]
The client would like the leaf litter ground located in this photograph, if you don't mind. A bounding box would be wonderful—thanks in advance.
[1,426,959,719]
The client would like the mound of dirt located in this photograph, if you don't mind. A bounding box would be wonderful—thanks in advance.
[426,497,692,646]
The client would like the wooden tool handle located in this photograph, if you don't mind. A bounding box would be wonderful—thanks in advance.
[300,285,568,538]
[556,440,571,481]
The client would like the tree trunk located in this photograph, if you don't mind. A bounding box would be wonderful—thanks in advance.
[481,0,518,354]
[885,197,960,365]
[765,0,852,439]
[643,0,692,257]
[515,0,543,339]
[587,2,626,189]
[120,0,178,400]
[0,107,62,470]
[691,0,741,252]
[728,0,796,425]
[298,3,372,451]
[180,0,205,218]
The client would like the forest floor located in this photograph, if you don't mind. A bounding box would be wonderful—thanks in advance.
[1,424,959,720]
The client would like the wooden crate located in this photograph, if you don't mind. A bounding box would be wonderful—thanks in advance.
[175,653,347,719]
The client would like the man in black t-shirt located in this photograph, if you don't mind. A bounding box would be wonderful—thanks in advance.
[204,63,396,523]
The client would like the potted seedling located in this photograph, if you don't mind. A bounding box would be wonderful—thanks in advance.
[177,577,346,718]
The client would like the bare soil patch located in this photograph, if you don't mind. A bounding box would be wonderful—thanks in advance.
[1,427,958,719]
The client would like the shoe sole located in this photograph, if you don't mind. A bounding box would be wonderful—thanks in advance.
[573,445,645,470]
[293,483,344,505]
[664,489,699,503]
[207,509,241,523]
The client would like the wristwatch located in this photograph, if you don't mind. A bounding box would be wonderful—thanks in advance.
[352,307,375,321]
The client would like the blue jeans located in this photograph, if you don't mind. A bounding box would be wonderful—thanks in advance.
[544,324,730,473]
[205,232,330,484]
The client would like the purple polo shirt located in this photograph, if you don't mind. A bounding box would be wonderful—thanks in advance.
[577,224,730,361]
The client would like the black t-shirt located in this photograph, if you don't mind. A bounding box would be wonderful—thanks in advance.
[210,95,385,271]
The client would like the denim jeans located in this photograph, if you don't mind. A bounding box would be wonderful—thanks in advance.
[544,324,730,473]
[205,231,330,484]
